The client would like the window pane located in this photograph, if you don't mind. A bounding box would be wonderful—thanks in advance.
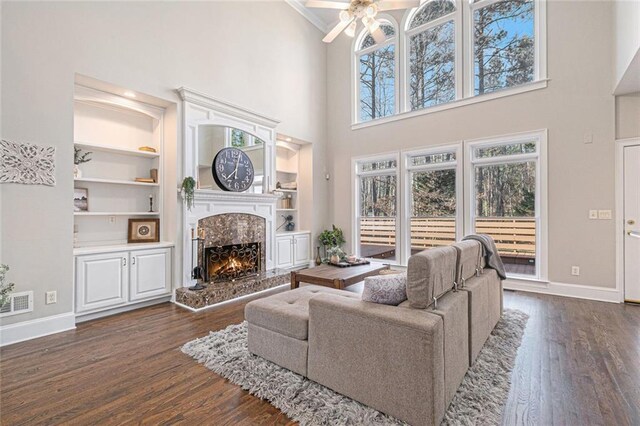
[359,159,397,172]
[474,0,535,95]
[359,44,396,122]
[474,142,535,158]
[360,175,397,217]
[410,169,456,253]
[360,174,397,261]
[475,161,536,275]
[409,151,456,166]
[360,217,397,261]
[409,20,455,110]
[360,24,395,50]
[409,0,456,29]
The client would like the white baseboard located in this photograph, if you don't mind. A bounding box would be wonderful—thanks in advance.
[174,283,289,313]
[504,279,621,303]
[0,312,76,347]
[75,296,172,323]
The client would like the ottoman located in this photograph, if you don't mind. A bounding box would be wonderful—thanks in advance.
[245,284,359,376]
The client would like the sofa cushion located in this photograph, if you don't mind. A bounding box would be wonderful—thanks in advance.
[362,273,407,306]
[406,246,457,309]
[453,240,483,285]
[244,285,358,340]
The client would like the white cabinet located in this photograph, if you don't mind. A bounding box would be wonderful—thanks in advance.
[130,248,172,301]
[76,251,128,313]
[275,232,311,269]
[75,245,172,317]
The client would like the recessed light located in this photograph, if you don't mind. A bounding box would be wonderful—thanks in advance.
[124,91,136,98]
[285,137,292,142]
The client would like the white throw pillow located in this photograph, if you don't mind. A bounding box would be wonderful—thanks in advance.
[362,273,408,306]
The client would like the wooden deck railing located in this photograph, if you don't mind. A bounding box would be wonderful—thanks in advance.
[359,217,536,257]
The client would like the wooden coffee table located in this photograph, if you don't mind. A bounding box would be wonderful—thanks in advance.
[290,263,389,290]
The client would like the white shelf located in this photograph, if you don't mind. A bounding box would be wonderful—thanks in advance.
[74,241,174,256]
[276,168,297,174]
[74,212,160,216]
[277,208,297,211]
[74,177,159,187]
[74,141,160,158]
[276,189,297,193]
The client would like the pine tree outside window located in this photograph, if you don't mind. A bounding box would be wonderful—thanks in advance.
[356,21,398,122]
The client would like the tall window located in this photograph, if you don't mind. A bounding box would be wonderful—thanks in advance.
[467,133,544,278]
[471,0,535,95]
[406,147,461,256]
[406,0,457,110]
[355,157,399,261]
[356,22,397,122]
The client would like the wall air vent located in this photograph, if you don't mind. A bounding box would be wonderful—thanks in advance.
[0,291,34,317]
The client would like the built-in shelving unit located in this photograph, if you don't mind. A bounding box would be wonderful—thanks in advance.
[72,83,173,322]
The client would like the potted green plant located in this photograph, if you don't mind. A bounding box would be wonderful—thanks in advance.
[0,264,15,308]
[318,225,346,261]
[73,147,92,178]
[181,177,196,211]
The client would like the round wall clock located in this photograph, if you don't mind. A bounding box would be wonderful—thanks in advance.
[212,147,255,192]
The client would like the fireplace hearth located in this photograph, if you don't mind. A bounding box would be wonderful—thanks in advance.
[205,242,261,282]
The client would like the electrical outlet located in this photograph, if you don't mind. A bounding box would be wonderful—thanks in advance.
[571,266,580,276]
[598,210,612,220]
[589,210,598,219]
[45,291,57,304]
[108,216,116,224]
[583,133,593,144]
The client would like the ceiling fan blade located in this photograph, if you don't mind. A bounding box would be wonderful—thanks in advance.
[323,19,351,43]
[370,26,387,44]
[306,0,350,9]
[377,0,421,11]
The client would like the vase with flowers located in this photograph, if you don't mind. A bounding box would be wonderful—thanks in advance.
[74,147,92,179]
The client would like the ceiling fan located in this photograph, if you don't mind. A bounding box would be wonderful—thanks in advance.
[306,0,421,44]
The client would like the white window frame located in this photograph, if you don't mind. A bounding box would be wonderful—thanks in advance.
[402,143,463,265]
[401,0,463,112]
[464,129,548,281]
[464,0,547,98]
[351,0,547,129]
[352,151,401,264]
[352,15,400,124]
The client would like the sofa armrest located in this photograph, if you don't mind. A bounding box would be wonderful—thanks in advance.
[307,293,445,426]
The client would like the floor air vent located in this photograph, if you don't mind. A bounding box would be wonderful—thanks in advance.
[0,291,33,317]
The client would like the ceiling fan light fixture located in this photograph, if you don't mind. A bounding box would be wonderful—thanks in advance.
[345,20,357,37]
[339,10,351,22]
[365,3,378,18]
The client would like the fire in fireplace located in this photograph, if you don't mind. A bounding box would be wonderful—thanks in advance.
[205,242,261,282]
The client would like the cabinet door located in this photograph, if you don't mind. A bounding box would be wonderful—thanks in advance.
[275,236,294,269]
[130,248,172,301]
[293,233,311,266]
[76,252,128,313]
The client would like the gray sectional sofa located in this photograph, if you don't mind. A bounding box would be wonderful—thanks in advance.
[245,240,503,426]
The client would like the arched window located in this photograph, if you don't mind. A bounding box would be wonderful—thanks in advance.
[405,0,457,111]
[355,20,397,122]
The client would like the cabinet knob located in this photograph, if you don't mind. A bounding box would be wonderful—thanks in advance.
[123,258,127,266]
[132,257,136,265]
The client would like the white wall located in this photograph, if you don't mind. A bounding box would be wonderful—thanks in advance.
[0,1,328,326]
[326,1,618,290]
[616,93,640,139]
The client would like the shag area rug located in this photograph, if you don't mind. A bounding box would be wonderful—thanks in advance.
[182,309,528,425]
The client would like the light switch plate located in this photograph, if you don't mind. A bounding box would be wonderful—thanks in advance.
[583,133,593,144]
[589,210,598,219]
[45,291,57,304]
[571,266,580,276]
[598,210,612,220]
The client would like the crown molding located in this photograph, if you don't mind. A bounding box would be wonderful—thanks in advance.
[285,0,330,33]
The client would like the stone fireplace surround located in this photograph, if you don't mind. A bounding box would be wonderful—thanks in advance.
[176,190,289,310]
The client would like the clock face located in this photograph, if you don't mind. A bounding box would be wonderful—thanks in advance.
[212,147,255,192]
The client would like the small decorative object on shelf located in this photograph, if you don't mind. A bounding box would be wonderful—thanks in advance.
[73,187,89,212]
[281,194,293,209]
[315,247,322,265]
[148,194,154,213]
[181,177,196,211]
[73,147,92,179]
[127,218,160,243]
[150,168,158,183]
[138,146,157,153]
[276,215,295,232]
[0,264,15,308]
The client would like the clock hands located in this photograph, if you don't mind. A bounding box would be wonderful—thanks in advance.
[226,154,241,181]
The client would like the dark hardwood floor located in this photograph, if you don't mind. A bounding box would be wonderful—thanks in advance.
[1,290,639,425]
